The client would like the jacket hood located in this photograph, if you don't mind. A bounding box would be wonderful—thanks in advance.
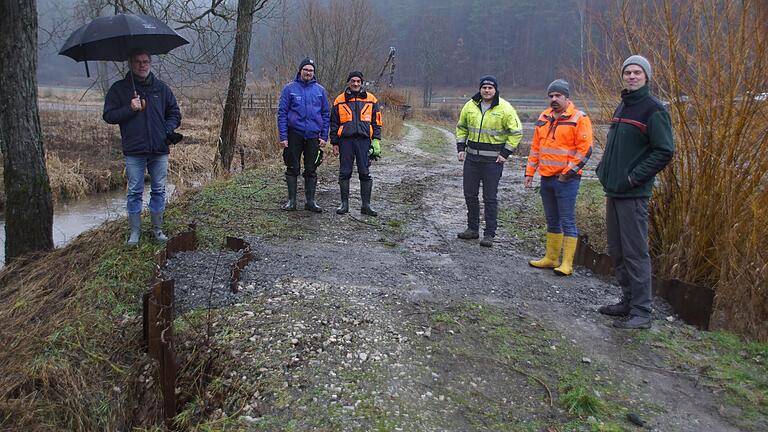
[294,72,318,85]
[344,88,368,100]
[471,91,500,109]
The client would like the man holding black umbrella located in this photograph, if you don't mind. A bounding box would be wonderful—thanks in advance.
[103,50,181,246]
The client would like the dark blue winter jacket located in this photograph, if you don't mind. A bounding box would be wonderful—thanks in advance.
[103,72,181,156]
[277,74,330,141]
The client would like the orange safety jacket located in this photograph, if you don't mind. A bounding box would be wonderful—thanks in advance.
[526,101,593,177]
[330,89,382,145]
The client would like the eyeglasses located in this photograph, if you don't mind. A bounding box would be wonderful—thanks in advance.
[132,60,151,66]
[301,68,314,72]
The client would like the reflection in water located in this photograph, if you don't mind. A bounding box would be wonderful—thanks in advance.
[0,184,175,265]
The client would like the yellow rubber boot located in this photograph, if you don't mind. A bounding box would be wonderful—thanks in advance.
[529,232,564,269]
[554,236,578,276]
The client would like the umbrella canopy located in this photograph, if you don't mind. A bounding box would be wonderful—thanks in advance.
[59,13,188,62]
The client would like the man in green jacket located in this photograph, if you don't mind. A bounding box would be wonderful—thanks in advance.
[596,55,674,329]
[456,76,523,247]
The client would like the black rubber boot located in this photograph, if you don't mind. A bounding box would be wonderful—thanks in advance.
[336,179,350,214]
[360,179,377,217]
[283,175,297,211]
[304,177,322,213]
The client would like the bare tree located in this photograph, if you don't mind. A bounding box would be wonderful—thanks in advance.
[0,0,54,263]
[217,0,270,173]
[269,0,383,95]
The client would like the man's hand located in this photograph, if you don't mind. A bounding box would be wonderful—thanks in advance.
[457,151,465,162]
[332,144,339,156]
[496,154,507,164]
[280,140,288,148]
[558,173,569,182]
[130,92,143,112]
[319,138,327,148]
[524,176,533,188]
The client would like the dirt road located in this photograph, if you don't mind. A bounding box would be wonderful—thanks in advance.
[165,123,745,431]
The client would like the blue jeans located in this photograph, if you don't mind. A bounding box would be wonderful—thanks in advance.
[463,155,504,237]
[125,154,168,215]
[338,137,371,181]
[540,175,580,237]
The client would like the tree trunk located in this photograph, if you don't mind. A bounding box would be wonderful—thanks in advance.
[218,0,258,173]
[0,0,54,264]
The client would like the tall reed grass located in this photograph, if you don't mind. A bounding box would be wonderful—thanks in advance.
[584,0,768,339]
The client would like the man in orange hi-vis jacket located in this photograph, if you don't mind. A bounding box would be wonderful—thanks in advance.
[330,71,382,217]
[524,79,593,276]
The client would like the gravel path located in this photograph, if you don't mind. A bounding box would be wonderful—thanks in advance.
[162,123,742,431]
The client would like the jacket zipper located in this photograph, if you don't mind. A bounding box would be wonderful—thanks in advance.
[477,104,487,143]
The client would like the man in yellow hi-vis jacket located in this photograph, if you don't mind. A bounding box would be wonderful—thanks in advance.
[456,75,523,247]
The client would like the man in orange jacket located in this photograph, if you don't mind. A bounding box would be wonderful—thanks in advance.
[330,71,382,216]
[525,79,593,276]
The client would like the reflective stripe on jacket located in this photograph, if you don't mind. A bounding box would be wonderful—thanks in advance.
[455,93,523,159]
[330,89,382,145]
[526,101,593,177]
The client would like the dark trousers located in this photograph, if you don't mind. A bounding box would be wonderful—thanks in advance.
[463,155,504,237]
[606,197,653,318]
[338,137,371,181]
[285,128,320,178]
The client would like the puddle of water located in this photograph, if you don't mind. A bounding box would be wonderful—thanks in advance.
[0,184,175,265]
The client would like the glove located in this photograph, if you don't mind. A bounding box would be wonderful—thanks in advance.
[368,138,381,160]
[166,132,183,145]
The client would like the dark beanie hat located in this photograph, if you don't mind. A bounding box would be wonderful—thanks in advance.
[298,58,316,72]
[547,79,570,97]
[479,75,498,90]
[347,71,364,82]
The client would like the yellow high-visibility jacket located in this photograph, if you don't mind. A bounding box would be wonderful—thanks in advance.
[456,93,523,158]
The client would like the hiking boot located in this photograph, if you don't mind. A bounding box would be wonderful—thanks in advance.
[283,175,297,211]
[479,236,494,247]
[336,179,350,215]
[457,228,479,240]
[304,177,322,213]
[598,302,631,317]
[613,315,652,329]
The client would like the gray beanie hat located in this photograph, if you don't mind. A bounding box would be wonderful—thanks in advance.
[547,79,570,97]
[622,55,652,81]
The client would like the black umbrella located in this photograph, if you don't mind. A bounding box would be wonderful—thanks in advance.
[59,13,188,81]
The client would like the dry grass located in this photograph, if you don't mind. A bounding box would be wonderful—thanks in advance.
[46,152,90,202]
[585,0,768,339]
[0,220,152,430]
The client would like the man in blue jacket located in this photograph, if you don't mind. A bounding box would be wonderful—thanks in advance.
[277,58,331,213]
[103,50,181,246]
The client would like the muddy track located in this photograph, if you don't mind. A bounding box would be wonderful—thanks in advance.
[165,123,742,431]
